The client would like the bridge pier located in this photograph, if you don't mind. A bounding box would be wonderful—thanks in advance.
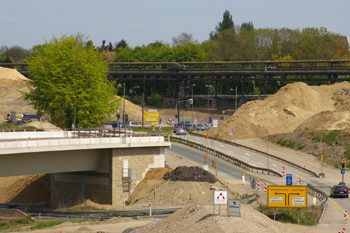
[50,146,165,207]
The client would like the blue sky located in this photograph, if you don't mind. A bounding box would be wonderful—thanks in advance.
[1,0,350,50]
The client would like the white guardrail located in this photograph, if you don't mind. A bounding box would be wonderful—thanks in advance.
[0,133,165,150]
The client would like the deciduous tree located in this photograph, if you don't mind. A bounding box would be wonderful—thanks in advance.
[24,33,119,128]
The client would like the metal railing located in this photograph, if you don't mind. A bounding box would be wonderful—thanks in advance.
[170,136,282,177]
[307,184,328,223]
[190,131,319,177]
[0,131,167,150]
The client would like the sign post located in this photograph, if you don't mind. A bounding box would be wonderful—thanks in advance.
[341,157,347,185]
[267,185,307,208]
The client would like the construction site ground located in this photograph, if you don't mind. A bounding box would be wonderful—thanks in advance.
[2,67,350,232]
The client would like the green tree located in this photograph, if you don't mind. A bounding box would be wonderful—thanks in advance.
[209,10,234,40]
[240,21,254,32]
[23,33,119,128]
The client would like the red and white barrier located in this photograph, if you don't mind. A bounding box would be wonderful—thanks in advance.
[249,176,252,186]
[342,227,346,233]
[299,175,301,183]
[345,210,348,223]
[257,179,260,191]
[282,166,285,177]
[264,182,267,194]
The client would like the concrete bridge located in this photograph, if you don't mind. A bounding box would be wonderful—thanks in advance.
[0,130,171,206]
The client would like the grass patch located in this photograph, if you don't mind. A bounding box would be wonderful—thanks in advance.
[258,205,321,226]
[296,144,306,150]
[286,141,296,148]
[312,130,342,146]
[0,215,34,231]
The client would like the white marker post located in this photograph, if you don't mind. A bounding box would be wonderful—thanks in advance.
[242,173,245,185]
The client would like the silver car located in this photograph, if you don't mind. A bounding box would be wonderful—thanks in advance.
[129,122,142,128]
[176,127,187,135]
[196,123,210,131]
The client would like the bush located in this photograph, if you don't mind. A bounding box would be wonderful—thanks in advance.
[147,93,164,107]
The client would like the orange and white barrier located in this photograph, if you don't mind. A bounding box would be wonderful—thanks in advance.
[299,175,301,183]
[264,182,267,194]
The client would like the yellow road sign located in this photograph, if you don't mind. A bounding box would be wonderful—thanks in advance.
[151,122,156,126]
[145,112,159,122]
[267,185,307,208]
[145,112,159,117]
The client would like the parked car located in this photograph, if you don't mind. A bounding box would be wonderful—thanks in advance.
[0,203,21,210]
[184,123,193,131]
[104,121,122,128]
[173,123,184,133]
[196,123,210,131]
[128,121,142,128]
[330,185,348,198]
[175,127,187,135]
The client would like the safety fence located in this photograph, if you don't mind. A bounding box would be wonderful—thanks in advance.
[170,136,282,177]
[29,207,182,221]
[190,131,319,178]
[307,184,328,223]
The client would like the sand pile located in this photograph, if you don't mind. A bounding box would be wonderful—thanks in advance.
[294,110,350,132]
[0,67,36,121]
[115,96,143,122]
[132,166,238,206]
[0,174,50,204]
[139,204,293,233]
[208,82,350,139]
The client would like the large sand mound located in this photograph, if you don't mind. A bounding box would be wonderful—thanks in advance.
[132,166,239,206]
[295,110,350,132]
[209,82,350,139]
[0,67,35,121]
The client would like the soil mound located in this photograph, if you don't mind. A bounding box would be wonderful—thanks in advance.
[115,96,142,123]
[139,204,291,233]
[130,168,173,204]
[208,82,350,139]
[0,174,50,203]
[163,166,218,183]
[295,110,350,132]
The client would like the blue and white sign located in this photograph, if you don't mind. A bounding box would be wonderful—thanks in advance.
[286,174,293,186]
[228,199,241,217]
[341,170,345,175]
[159,118,161,124]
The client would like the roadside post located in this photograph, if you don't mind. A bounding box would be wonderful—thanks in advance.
[345,210,348,223]
[341,157,347,185]
[242,173,245,185]
[282,166,285,177]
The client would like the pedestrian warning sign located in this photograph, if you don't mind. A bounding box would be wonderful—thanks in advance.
[341,157,347,164]
[214,190,227,204]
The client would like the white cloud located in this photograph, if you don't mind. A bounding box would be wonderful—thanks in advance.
[126,22,143,28]
[5,17,20,22]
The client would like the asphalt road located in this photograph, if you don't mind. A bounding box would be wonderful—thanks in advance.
[167,134,350,220]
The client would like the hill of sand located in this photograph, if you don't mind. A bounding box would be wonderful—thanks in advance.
[0,67,36,121]
[207,82,350,139]
[294,110,350,132]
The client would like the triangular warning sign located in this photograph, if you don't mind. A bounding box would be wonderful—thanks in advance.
[341,157,347,164]
[217,193,225,200]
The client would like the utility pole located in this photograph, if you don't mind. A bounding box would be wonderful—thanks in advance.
[267,131,269,175]
[142,92,144,127]
[192,84,195,125]
[178,92,180,123]
[123,83,126,127]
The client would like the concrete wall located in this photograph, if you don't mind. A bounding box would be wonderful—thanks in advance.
[111,147,165,206]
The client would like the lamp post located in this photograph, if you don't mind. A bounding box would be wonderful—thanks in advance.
[192,84,195,125]
[230,86,238,111]
[205,85,212,124]
[123,83,126,127]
